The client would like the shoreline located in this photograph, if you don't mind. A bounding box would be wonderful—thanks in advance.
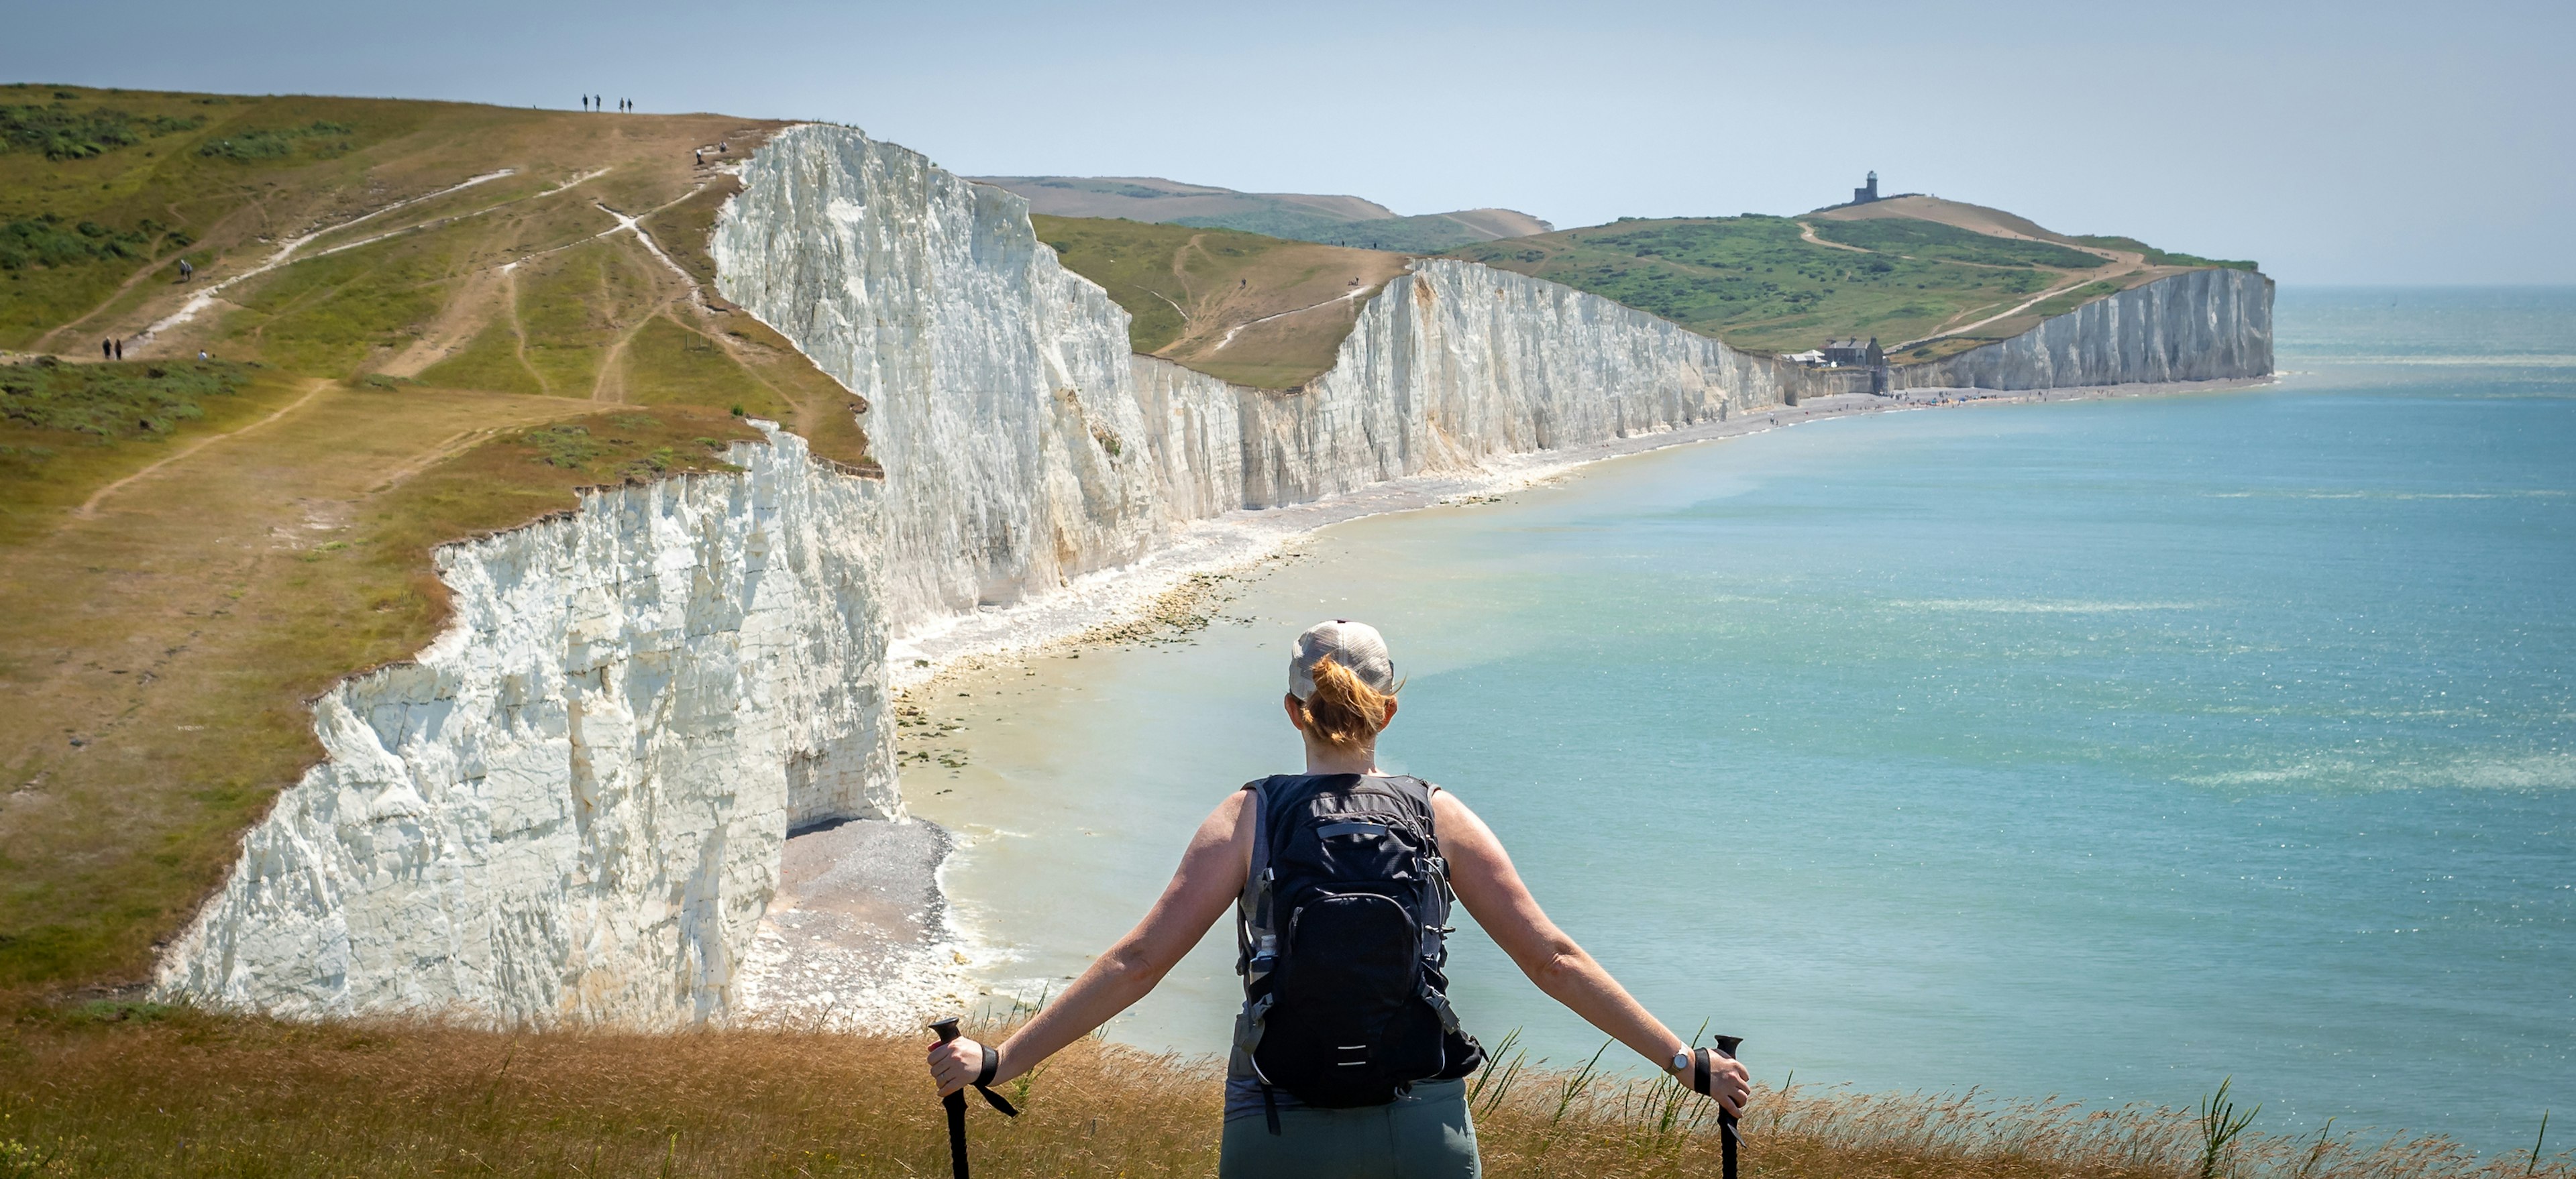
[737,372,2277,1029]
[885,375,2275,691]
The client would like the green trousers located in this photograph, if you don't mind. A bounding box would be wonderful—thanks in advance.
[1218,1078,1481,1179]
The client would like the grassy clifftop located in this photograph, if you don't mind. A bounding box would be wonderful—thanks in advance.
[1032,214,1409,389]
[0,84,863,992]
[1446,196,2257,362]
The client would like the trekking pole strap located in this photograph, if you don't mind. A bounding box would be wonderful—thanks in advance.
[971,1043,1019,1117]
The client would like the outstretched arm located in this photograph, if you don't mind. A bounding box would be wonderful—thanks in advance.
[928,790,1251,1094]
[1433,789,1750,1113]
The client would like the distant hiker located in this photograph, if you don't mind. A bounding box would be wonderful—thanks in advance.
[694,150,702,165]
[103,339,113,360]
[113,338,123,360]
[198,349,208,361]
[926,620,1750,1178]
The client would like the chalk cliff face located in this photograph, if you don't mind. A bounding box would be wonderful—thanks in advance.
[711,123,1807,636]
[162,120,2269,1027]
[156,432,898,1026]
[1891,267,2273,391]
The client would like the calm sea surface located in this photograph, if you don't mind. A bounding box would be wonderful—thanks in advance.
[908,287,2575,1153]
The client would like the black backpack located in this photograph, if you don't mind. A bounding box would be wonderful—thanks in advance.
[1230,773,1485,1113]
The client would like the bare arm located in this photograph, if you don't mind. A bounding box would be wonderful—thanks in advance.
[1433,789,1749,1112]
[928,790,1250,1094]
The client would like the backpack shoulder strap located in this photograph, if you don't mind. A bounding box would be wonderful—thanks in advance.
[1383,775,1440,836]
[1241,777,1276,898]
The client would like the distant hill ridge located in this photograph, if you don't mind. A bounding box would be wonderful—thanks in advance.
[971,174,1550,254]
[1445,193,2260,362]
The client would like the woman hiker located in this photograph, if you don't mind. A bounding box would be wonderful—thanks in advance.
[927,620,1750,1177]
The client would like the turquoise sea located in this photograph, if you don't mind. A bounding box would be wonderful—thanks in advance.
[910,287,2575,1154]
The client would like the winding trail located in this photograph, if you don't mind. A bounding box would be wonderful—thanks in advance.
[74,378,333,518]
[135,170,517,346]
[1794,221,1873,253]
[1209,284,1379,353]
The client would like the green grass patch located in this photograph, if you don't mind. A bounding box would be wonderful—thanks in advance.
[195,119,356,163]
[2023,279,2128,321]
[621,315,781,417]
[1032,215,1199,351]
[1446,216,2063,355]
[417,313,544,395]
[1,213,189,274]
[1810,217,2105,268]
[515,242,645,396]
[2070,234,2259,271]
[217,231,462,374]
[0,102,203,161]
[0,357,250,439]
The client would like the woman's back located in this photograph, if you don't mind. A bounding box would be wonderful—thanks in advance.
[926,620,1747,1179]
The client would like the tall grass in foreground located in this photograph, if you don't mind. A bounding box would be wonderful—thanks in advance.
[0,1003,2563,1178]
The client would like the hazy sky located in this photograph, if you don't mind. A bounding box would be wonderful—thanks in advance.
[8,0,2568,284]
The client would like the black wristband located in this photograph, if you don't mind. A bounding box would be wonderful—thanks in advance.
[975,1044,1000,1088]
[1693,1048,1712,1097]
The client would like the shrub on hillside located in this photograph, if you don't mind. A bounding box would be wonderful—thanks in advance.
[0,103,203,160]
[0,214,189,272]
[0,359,251,440]
[197,120,355,162]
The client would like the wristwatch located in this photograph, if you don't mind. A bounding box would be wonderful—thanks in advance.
[1672,1048,1714,1096]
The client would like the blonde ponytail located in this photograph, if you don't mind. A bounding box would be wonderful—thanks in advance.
[1296,656,1395,748]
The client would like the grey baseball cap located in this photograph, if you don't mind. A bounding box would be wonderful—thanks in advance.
[1289,619,1397,699]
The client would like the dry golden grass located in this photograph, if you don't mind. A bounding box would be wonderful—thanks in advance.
[0,1006,2559,1179]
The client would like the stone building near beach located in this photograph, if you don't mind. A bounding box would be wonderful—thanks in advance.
[1823,337,1884,368]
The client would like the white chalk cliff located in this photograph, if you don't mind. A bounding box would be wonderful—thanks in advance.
[156,431,895,1025]
[1890,266,2273,391]
[158,122,2270,1025]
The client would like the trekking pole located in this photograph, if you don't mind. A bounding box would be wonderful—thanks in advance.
[932,1018,971,1179]
[1713,1034,1744,1179]
[929,1017,1021,1179]
[1690,1035,1746,1179]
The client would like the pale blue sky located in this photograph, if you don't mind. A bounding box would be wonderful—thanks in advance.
[7,0,2567,284]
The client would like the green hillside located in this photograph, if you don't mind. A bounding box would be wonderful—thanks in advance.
[1445,200,2255,361]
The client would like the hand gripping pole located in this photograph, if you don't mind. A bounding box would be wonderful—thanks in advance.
[930,1017,1020,1179]
[1691,1035,1746,1179]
